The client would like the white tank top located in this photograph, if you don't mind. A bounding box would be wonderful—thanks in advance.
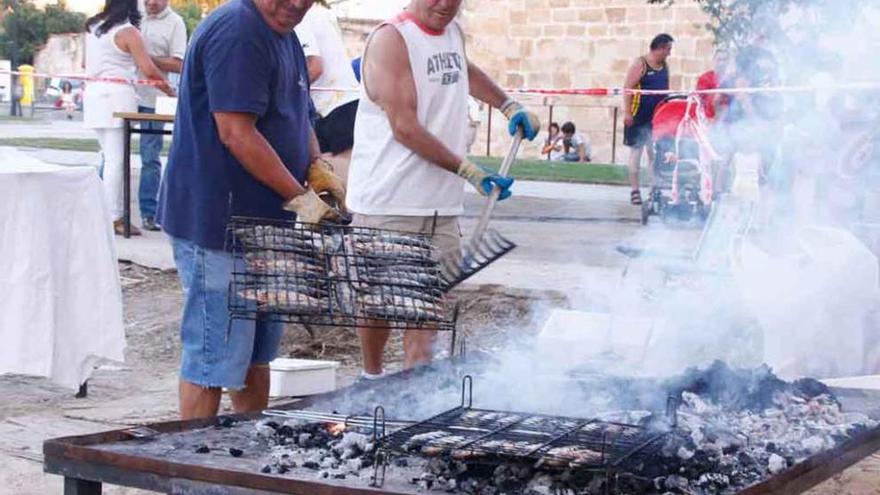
[85,21,136,81]
[83,21,137,129]
[346,13,470,216]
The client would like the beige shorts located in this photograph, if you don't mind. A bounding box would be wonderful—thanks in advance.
[351,214,461,259]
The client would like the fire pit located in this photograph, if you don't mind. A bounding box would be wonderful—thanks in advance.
[370,376,672,490]
[44,360,880,495]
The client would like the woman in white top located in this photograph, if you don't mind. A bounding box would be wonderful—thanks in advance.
[84,0,174,235]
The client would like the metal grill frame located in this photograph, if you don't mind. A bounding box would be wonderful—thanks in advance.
[226,216,457,331]
[371,376,669,487]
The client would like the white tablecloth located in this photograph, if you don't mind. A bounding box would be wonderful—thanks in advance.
[0,147,124,390]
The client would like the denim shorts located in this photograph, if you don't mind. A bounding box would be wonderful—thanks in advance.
[170,236,283,389]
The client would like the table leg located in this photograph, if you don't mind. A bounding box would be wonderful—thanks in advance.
[123,120,132,238]
[64,478,101,495]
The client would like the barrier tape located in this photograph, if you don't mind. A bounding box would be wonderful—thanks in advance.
[3,69,880,97]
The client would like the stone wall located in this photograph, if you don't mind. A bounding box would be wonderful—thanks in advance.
[338,1,716,163]
[34,33,85,91]
[461,0,716,162]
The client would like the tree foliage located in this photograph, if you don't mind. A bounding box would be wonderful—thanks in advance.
[171,0,203,36]
[646,0,863,50]
[170,0,228,36]
[0,0,86,64]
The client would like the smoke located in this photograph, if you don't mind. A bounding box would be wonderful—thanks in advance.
[314,1,880,424]
[615,0,880,380]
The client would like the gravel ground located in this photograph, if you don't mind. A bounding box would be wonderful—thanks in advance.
[1,262,877,494]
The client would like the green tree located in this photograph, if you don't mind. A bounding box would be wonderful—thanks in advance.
[647,0,862,50]
[172,0,203,36]
[0,0,86,64]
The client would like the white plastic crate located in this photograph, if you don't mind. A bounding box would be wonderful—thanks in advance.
[268,358,339,398]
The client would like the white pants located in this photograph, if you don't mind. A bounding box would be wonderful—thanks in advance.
[94,127,125,221]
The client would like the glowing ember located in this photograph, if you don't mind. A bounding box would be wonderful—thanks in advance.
[324,422,346,436]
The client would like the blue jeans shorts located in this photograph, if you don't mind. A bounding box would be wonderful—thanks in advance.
[170,236,283,389]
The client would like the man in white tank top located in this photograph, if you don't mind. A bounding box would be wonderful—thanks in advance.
[347,0,541,380]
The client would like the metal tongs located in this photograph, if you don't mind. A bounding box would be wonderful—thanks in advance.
[439,131,522,290]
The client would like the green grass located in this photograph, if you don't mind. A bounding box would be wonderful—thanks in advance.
[0,115,49,124]
[0,136,645,185]
[471,156,648,186]
[0,137,170,154]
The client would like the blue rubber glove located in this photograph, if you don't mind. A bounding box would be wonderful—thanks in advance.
[457,160,514,201]
[500,99,541,141]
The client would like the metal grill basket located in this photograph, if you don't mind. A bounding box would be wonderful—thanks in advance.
[227,216,456,330]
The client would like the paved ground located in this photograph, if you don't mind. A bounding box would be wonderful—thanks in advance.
[0,138,876,494]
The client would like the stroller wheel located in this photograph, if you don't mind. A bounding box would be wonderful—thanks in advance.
[641,202,651,225]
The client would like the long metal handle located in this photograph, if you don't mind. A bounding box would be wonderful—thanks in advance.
[468,131,523,247]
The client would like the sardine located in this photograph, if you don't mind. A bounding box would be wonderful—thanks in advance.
[239,288,328,314]
[351,233,432,249]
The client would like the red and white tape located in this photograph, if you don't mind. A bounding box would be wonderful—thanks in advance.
[3,69,880,96]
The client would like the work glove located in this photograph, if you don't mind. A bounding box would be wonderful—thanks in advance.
[307,157,347,215]
[457,159,514,201]
[282,188,342,225]
[500,99,541,141]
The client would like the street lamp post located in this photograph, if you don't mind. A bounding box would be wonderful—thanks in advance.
[7,0,21,117]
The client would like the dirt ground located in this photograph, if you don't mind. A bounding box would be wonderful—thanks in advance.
[0,262,878,494]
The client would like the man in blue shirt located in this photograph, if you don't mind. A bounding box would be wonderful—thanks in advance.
[156,0,344,419]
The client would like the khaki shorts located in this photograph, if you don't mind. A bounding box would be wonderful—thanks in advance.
[351,214,461,259]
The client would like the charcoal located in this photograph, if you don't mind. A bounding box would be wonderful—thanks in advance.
[260,465,272,474]
[302,460,320,470]
[228,447,244,457]
[193,444,210,454]
[665,361,788,411]
[217,417,236,428]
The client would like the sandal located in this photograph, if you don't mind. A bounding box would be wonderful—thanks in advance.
[630,189,643,205]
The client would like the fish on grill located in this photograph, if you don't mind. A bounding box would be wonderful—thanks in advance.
[353,240,432,257]
[241,278,329,298]
[351,233,432,249]
[245,257,324,275]
[360,268,443,288]
[361,305,444,322]
[361,285,442,303]
[401,431,447,452]
[234,225,327,252]
[450,439,544,459]
[238,287,328,314]
[358,294,444,321]
[543,445,604,466]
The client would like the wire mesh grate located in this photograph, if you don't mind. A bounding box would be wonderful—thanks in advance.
[227,216,455,330]
[374,378,666,472]
[380,406,665,470]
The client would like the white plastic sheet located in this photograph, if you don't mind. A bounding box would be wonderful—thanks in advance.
[0,148,124,389]
[734,226,880,379]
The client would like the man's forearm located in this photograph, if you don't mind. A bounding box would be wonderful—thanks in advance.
[623,94,634,117]
[152,56,183,73]
[308,127,321,161]
[224,128,306,200]
[468,62,507,109]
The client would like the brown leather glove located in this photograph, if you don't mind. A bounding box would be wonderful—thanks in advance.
[307,157,347,215]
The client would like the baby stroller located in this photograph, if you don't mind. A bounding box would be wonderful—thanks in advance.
[642,95,719,225]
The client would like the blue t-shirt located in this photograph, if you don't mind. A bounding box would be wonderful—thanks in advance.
[156,0,312,250]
